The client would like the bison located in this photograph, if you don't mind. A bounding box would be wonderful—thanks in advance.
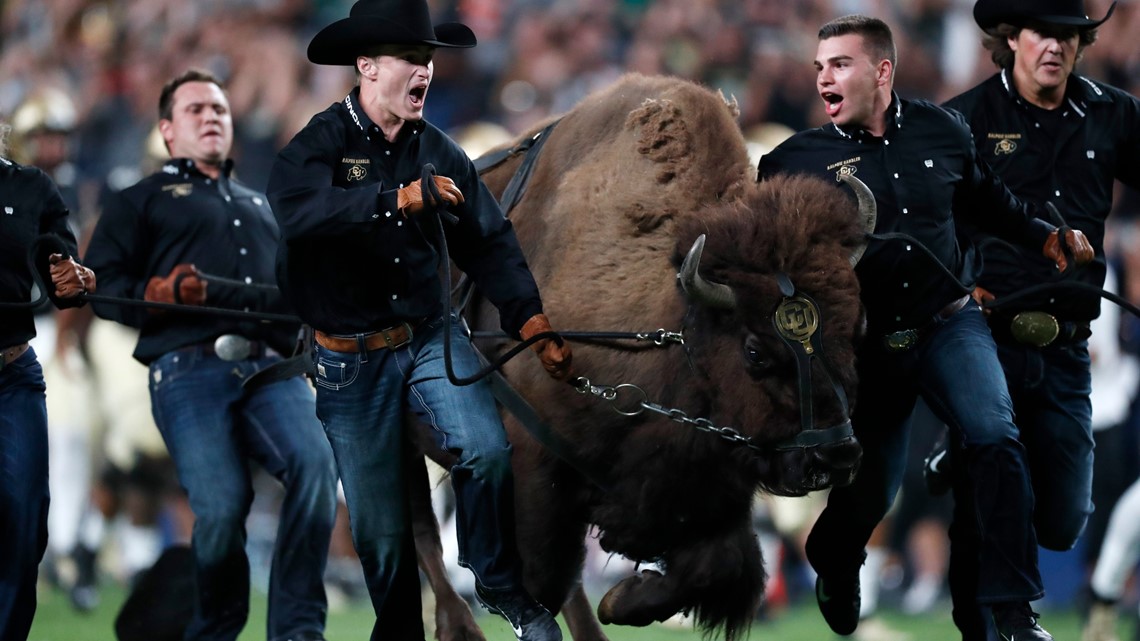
[415,73,874,641]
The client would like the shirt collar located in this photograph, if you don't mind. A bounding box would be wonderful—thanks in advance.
[161,157,233,179]
[998,67,1103,117]
[830,92,903,143]
[344,87,425,143]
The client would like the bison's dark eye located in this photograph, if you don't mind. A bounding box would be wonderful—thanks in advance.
[744,342,773,374]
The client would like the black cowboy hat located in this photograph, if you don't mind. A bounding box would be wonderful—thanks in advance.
[974,0,1116,30]
[307,0,476,66]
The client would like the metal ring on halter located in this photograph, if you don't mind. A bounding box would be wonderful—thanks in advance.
[609,384,649,416]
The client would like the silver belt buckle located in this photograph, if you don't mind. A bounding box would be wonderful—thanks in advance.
[883,328,919,353]
[214,334,252,361]
[1010,312,1060,347]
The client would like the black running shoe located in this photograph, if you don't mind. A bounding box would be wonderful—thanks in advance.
[475,584,562,641]
[923,438,951,496]
[993,602,1054,641]
[815,570,861,636]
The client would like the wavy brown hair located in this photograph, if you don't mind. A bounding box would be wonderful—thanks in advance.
[982,22,1098,69]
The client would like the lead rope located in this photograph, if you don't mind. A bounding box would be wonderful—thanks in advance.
[417,163,569,387]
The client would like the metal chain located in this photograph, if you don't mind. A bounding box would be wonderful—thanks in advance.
[570,377,763,452]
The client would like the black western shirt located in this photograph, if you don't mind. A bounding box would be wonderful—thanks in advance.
[758,95,1053,334]
[944,69,1140,321]
[0,157,80,348]
[84,158,299,364]
[267,88,542,336]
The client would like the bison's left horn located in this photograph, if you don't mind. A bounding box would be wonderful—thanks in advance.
[839,173,877,267]
[679,234,737,311]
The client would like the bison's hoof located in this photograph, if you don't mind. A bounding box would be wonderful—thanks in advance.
[434,595,487,641]
[597,569,679,627]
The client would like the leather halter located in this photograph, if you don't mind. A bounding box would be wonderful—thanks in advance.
[768,272,854,451]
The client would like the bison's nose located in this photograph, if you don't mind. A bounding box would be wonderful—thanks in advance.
[812,436,862,486]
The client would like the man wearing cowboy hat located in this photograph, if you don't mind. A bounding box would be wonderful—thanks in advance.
[940,1,1140,640]
[267,1,571,640]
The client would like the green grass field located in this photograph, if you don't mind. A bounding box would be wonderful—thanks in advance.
[26,582,1136,641]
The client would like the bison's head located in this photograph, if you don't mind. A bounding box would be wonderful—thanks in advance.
[674,173,873,496]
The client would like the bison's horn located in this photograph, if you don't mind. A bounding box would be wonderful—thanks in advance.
[839,173,877,267]
[679,234,737,311]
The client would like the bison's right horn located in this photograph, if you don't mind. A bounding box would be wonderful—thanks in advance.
[838,173,877,267]
[679,234,737,311]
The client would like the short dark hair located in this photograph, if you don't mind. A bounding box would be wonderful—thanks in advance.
[818,15,897,70]
[981,22,1098,69]
[158,69,224,121]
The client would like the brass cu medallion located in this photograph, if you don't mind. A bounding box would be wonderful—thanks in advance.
[775,296,820,354]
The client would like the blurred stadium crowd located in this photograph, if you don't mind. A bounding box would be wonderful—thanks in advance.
[3,0,1136,203]
[5,0,1140,638]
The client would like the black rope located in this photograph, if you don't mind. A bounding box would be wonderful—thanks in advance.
[417,163,563,387]
[867,231,1139,319]
[192,269,280,292]
[79,293,301,323]
[3,236,301,322]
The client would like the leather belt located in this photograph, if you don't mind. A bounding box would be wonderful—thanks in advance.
[177,336,267,362]
[882,294,971,353]
[315,322,414,353]
[989,312,1091,348]
[0,342,30,371]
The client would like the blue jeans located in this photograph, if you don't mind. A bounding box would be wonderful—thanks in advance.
[313,314,521,641]
[148,346,337,641]
[997,340,1093,549]
[805,304,1042,607]
[949,337,1094,640]
[0,347,48,641]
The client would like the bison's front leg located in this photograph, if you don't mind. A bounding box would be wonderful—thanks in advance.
[562,583,611,641]
[407,449,486,641]
[597,519,763,641]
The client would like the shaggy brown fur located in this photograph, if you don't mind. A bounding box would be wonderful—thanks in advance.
[443,74,865,641]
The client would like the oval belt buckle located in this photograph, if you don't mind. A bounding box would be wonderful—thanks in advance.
[883,328,918,353]
[214,334,252,361]
[1010,312,1059,348]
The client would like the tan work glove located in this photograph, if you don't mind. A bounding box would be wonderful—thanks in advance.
[397,176,464,217]
[971,286,995,315]
[145,263,207,307]
[1042,228,1094,272]
[520,313,573,381]
[48,253,96,299]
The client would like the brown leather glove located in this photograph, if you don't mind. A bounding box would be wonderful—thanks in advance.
[48,253,96,299]
[519,313,573,380]
[971,285,995,315]
[397,176,464,216]
[1042,228,1094,272]
[145,264,207,307]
